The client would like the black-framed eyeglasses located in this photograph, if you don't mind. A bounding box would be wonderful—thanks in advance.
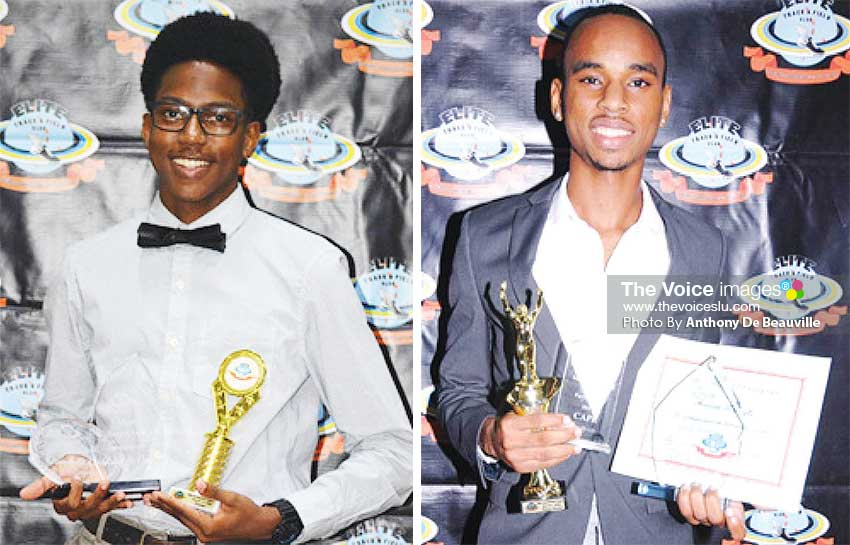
[149,102,246,136]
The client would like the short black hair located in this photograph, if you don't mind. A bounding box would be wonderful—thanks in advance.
[558,4,668,86]
[141,12,281,131]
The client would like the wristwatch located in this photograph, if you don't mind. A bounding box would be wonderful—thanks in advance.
[264,499,304,545]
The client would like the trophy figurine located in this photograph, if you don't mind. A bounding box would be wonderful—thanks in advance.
[169,349,267,514]
[500,281,566,514]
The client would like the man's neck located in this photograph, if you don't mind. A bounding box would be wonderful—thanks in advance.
[565,154,646,267]
[566,156,644,234]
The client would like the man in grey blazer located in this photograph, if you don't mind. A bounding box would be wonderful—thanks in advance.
[436,6,746,544]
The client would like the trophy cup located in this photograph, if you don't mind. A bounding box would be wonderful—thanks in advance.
[169,349,266,514]
[30,417,160,500]
[500,282,566,514]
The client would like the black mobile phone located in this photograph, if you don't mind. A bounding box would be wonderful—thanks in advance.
[46,479,161,501]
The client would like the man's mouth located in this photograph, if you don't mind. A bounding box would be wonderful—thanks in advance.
[590,118,635,149]
[172,158,211,169]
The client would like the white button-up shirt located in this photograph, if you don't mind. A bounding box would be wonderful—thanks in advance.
[533,177,670,544]
[35,188,412,542]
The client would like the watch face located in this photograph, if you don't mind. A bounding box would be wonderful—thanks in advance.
[218,350,267,396]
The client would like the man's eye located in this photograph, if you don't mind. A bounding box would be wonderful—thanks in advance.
[629,79,650,88]
[579,76,601,85]
[161,109,183,120]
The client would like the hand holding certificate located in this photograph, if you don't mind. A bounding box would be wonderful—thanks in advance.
[611,336,830,511]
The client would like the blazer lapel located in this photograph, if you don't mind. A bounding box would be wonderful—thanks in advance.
[507,179,563,376]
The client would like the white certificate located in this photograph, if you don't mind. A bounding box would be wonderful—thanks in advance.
[611,335,830,511]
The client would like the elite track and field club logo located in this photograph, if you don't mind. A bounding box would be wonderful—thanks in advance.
[0,366,43,439]
[244,110,365,203]
[110,0,234,64]
[735,255,846,336]
[743,508,830,545]
[335,0,414,78]
[653,115,772,206]
[420,107,527,200]
[0,1,14,49]
[354,258,413,345]
[0,99,103,193]
[745,0,850,84]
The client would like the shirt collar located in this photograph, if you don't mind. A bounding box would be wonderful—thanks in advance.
[553,174,666,236]
[147,185,251,235]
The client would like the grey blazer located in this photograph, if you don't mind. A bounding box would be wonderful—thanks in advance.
[436,177,727,545]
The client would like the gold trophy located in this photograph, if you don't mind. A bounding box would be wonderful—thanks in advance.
[169,350,267,514]
[500,281,566,514]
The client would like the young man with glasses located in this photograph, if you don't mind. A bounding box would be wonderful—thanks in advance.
[20,13,411,545]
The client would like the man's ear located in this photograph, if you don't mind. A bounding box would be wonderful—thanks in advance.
[243,121,261,160]
[141,113,152,149]
[550,78,564,122]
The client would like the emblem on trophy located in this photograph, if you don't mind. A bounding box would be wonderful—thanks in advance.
[499,281,567,514]
[169,349,266,513]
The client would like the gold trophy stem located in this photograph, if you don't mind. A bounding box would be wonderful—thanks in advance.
[189,430,234,490]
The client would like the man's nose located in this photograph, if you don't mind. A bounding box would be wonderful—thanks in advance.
[599,83,627,113]
[178,111,206,142]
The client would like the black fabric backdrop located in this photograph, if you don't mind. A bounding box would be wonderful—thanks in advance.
[421,1,849,544]
[0,1,412,543]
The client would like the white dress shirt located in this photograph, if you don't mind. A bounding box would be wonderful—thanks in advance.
[35,187,412,542]
[533,176,670,544]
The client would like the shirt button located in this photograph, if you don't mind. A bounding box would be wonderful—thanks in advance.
[167,336,179,349]
[151,449,162,460]
[175,279,186,291]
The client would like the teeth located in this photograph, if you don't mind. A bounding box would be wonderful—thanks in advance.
[173,158,210,168]
[593,127,631,138]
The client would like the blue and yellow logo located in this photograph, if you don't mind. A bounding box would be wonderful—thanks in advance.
[744,508,829,545]
[740,255,843,322]
[248,111,361,187]
[355,258,413,330]
[341,0,413,60]
[0,99,99,175]
[659,116,767,189]
[0,366,44,438]
[0,1,8,23]
[421,107,525,182]
[114,0,233,40]
[751,0,850,67]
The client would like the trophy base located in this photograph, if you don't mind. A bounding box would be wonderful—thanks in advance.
[168,487,220,515]
[507,480,567,514]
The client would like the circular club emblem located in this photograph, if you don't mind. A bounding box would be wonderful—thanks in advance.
[0,2,8,22]
[740,272,842,320]
[341,0,413,59]
[659,133,767,188]
[0,118,99,175]
[0,367,44,437]
[218,350,266,396]
[421,124,525,181]
[420,516,438,543]
[248,124,361,186]
[114,0,234,40]
[355,261,413,329]
[743,508,829,545]
[751,8,850,67]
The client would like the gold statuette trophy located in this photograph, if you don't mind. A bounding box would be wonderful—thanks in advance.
[500,282,566,514]
[169,350,267,514]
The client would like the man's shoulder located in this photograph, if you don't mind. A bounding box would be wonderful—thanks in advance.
[462,178,559,230]
[65,215,144,263]
[245,208,345,265]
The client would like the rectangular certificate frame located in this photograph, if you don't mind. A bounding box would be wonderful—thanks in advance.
[611,336,830,511]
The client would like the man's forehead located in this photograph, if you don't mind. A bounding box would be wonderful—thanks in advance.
[565,13,664,67]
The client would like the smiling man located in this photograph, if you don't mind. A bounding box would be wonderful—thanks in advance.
[20,13,411,545]
[436,5,741,544]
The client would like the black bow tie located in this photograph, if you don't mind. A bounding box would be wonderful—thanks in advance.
[137,222,226,253]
